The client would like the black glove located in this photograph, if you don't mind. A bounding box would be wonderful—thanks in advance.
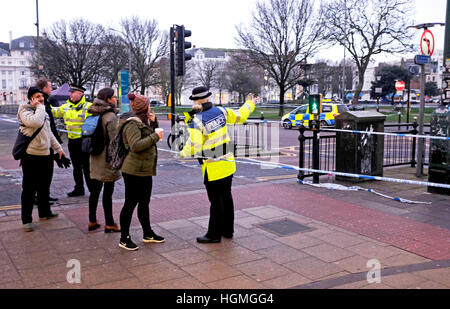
[54,154,72,168]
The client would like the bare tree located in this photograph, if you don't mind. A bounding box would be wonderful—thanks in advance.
[322,0,414,104]
[213,63,229,105]
[100,33,129,87]
[31,19,109,87]
[120,16,168,95]
[235,0,326,116]
[226,53,262,102]
[193,60,220,90]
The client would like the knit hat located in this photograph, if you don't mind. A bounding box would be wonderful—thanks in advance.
[27,86,44,100]
[127,92,149,115]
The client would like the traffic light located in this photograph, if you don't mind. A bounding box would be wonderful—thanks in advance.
[176,25,192,76]
[309,94,322,115]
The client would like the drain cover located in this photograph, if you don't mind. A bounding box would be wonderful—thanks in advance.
[258,218,313,236]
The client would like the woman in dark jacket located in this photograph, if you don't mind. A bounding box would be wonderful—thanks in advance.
[87,88,121,233]
[117,92,164,251]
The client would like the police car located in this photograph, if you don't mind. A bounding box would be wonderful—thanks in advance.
[281,102,349,129]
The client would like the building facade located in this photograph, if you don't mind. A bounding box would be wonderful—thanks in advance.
[0,36,35,104]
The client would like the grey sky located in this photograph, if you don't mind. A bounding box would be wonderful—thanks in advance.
[0,0,448,62]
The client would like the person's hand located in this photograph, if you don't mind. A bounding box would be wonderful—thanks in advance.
[58,150,66,160]
[148,110,156,122]
[30,97,42,107]
[156,129,164,141]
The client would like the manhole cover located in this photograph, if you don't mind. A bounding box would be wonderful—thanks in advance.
[258,218,314,236]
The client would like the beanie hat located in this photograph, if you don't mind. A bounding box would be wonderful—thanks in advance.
[27,86,44,100]
[127,92,149,115]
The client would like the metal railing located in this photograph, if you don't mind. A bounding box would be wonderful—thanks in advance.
[297,121,430,180]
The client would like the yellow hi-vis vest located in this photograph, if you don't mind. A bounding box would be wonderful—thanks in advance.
[180,100,255,181]
[52,96,92,139]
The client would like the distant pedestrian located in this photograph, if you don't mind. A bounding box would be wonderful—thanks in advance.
[87,88,121,233]
[117,92,164,251]
[52,85,93,197]
[180,86,256,243]
[36,77,62,204]
[18,87,66,232]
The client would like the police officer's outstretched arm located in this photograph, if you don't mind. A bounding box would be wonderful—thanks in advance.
[224,98,256,124]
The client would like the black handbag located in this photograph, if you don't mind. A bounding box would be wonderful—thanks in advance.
[12,121,45,160]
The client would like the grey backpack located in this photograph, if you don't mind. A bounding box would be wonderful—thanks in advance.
[107,121,131,170]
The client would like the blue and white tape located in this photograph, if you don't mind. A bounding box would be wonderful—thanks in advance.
[297,180,431,204]
[158,148,450,190]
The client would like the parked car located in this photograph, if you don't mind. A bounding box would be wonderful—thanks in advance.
[150,100,164,106]
[281,103,349,129]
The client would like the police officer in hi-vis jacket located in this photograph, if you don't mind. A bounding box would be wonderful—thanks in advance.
[180,86,256,243]
[52,85,93,197]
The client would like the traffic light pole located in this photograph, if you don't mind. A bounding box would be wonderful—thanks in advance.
[416,64,426,177]
[170,26,176,141]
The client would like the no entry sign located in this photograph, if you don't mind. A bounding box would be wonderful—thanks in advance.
[395,81,405,91]
[420,29,435,56]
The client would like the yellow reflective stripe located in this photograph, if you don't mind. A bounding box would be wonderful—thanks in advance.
[204,134,230,149]
[234,110,241,123]
[205,151,234,163]
[66,119,84,123]
[67,125,82,130]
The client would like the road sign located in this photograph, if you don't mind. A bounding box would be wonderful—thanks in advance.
[395,81,405,91]
[420,29,435,56]
[414,55,430,65]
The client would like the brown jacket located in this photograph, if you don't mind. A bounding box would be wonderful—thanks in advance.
[88,99,121,182]
[118,116,159,177]
[17,103,63,156]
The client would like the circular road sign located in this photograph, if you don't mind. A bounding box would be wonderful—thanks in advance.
[420,29,435,56]
[395,81,405,91]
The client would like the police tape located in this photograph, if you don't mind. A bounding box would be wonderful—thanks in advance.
[297,180,431,204]
[157,148,450,190]
[320,128,450,141]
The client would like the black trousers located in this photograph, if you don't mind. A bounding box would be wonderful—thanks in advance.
[120,173,153,239]
[204,173,234,239]
[21,154,53,224]
[89,180,115,226]
[68,138,92,193]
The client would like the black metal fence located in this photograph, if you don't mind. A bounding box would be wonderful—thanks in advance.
[297,121,430,180]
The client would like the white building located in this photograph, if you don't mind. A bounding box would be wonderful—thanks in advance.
[0,36,35,104]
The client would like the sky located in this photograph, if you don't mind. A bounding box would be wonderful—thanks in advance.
[0,0,448,63]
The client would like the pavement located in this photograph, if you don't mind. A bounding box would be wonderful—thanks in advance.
[0,117,450,290]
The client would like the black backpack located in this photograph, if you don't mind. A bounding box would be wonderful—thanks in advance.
[81,115,105,156]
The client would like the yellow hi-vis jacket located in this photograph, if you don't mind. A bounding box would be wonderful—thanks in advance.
[180,100,255,181]
[52,96,92,139]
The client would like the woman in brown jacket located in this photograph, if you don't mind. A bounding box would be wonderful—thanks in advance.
[117,92,164,251]
[87,88,121,233]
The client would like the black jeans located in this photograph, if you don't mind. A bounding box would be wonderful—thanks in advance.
[21,154,53,224]
[120,173,153,240]
[204,173,234,239]
[89,180,115,226]
[68,138,92,193]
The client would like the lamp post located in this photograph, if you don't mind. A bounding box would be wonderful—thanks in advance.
[109,28,132,87]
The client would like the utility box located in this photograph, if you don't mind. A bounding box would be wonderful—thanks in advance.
[428,106,450,195]
[335,111,386,182]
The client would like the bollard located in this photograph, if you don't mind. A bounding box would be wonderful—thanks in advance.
[398,111,402,131]
[297,125,306,181]
[260,112,264,120]
[313,128,320,184]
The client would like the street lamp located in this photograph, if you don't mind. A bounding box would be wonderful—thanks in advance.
[108,28,132,87]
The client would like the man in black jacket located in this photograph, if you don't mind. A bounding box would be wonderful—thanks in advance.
[36,77,62,203]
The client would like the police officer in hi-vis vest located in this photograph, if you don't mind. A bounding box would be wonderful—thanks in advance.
[52,85,93,197]
[180,86,256,243]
